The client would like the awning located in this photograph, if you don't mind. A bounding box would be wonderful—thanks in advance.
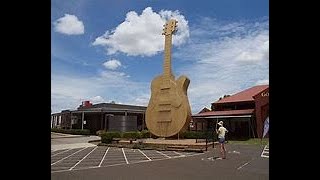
[192,109,254,119]
[195,115,252,119]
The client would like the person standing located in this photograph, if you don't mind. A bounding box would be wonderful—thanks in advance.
[216,121,228,159]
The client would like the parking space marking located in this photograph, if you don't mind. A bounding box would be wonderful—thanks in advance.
[159,150,183,158]
[51,147,205,173]
[51,147,87,165]
[98,147,110,167]
[138,149,151,161]
[173,151,185,157]
[156,150,171,158]
[123,149,150,163]
[69,146,98,170]
[237,161,250,170]
[51,149,72,157]
[51,148,83,164]
[261,143,269,158]
[122,148,129,164]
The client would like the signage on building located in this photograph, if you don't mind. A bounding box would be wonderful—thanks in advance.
[261,92,269,97]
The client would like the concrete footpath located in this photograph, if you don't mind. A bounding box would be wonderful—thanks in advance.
[51,132,86,139]
[51,132,101,151]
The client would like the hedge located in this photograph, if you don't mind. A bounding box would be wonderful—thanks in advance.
[122,131,141,139]
[140,130,150,138]
[101,131,122,144]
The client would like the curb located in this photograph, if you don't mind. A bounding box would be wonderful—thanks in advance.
[51,135,88,139]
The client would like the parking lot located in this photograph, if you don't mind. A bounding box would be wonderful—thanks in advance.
[51,133,268,180]
[51,146,203,173]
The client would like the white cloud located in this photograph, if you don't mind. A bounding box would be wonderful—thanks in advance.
[52,16,269,115]
[255,79,269,85]
[103,59,122,70]
[174,17,269,113]
[99,70,129,80]
[92,7,189,56]
[130,94,150,106]
[51,73,149,113]
[53,14,84,35]
[90,96,106,104]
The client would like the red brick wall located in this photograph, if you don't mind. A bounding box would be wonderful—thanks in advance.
[254,88,269,138]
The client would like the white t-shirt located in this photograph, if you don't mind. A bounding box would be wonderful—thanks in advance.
[218,126,228,138]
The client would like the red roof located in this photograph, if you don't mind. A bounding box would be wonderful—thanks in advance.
[214,85,269,104]
[198,107,211,114]
[192,109,254,117]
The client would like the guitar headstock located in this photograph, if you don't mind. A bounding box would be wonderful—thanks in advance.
[162,19,178,36]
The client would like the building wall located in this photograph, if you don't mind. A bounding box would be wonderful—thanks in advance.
[51,114,60,128]
[212,101,255,111]
[254,88,269,138]
[64,111,145,134]
[61,111,72,129]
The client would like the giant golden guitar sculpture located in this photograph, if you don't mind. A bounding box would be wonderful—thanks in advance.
[146,19,192,137]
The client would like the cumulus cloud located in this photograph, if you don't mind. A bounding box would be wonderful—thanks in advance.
[100,70,129,80]
[53,14,84,35]
[52,16,269,114]
[92,7,189,56]
[255,79,269,85]
[51,73,149,113]
[174,17,269,113]
[103,59,122,70]
[90,96,106,104]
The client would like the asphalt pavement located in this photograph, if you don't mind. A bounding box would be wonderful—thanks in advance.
[51,143,269,180]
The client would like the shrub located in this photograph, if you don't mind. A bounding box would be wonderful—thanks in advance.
[96,130,106,137]
[101,131,121,144]
[140,130,150,138]
[122,131,141,139]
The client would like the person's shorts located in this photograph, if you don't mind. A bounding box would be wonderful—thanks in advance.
[219,138,225,144]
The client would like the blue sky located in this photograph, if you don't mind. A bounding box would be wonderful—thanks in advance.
[51,0,269,113]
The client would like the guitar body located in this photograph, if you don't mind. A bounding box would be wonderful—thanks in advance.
[146,74,192,137]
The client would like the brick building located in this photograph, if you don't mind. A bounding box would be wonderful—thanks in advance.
[192,85,269,139]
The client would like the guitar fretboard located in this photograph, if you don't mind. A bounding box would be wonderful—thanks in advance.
[163,35,172,77]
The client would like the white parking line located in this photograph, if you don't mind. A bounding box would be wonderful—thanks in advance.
[261,143,269,158]
[173,151,185,157]
[51,148,205,173]
[69,146,98,170]
[122,148,129,164]
[237,161,250,170]
[138,149,151,161]
[156,151,171,158]
[98,147,110,167]
[51,147,87,165]
[261,154,269,158]
[51,149,72,157]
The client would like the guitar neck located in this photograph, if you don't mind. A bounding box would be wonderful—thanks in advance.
[163,35,173,77]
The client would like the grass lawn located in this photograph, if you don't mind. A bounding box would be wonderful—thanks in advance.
[228,138,269,146]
